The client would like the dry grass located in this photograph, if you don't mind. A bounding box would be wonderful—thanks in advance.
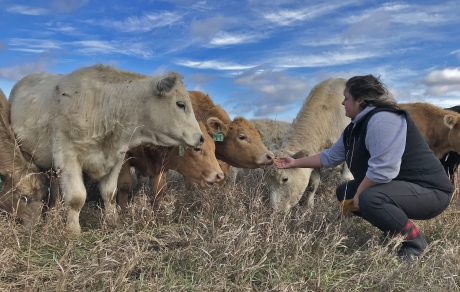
[0,169,459,292]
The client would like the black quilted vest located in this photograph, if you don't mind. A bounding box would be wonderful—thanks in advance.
[343,107,454,193]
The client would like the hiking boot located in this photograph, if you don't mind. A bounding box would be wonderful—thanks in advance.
[397,235,427,261]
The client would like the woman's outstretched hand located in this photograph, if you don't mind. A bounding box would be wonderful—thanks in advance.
[274,157,296,169]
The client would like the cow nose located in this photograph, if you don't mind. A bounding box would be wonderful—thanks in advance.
[266,153,275,162]
[216,172,225,182]
[193,133,204,146]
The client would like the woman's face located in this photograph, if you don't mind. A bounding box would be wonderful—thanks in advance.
[342,88,363,119]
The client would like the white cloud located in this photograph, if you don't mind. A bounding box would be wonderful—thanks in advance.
[95,12,183,33]
[423,68,460,95]
[262,2,352,26]
[187,73,217,84]
[273,51,380,68]
[7,5,50,15]
[71,40,153,58]
[231,66,311,116]
[8,38,61,52]
[191,16,225,40]
[208,31,266,47]
[176,59,256,70]
[0,59,51,81]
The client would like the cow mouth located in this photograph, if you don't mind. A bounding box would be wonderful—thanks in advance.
[200,179,215,188]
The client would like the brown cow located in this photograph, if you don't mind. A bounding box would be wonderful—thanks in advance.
[400,102,460,158]
[0,89,46,227]
[117,122,224,209]
[189,91,274,179]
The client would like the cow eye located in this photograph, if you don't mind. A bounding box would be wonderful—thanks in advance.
[193,147,202,153]
[282,177,288,184]
[176,101,185,110]
[20,196,28,204]
[238,134,246,140]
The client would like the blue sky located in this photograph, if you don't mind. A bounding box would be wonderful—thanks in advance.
[1,0,459,122]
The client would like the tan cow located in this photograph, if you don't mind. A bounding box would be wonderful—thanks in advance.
[117,122,224,209]
[264,78,352,211]
[399,102,460,158]
[189,91,274,178]
[0,89,46,227]
[9,64,204,233]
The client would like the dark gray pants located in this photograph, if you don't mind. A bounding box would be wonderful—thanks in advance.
[336,180,452,232]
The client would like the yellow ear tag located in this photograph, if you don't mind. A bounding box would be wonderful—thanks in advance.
[213,126,225,142]
[179,146,185,156]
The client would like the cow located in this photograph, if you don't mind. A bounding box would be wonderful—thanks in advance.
[117,122,224,209]
[249,118,291,148]
[440,105,460,178]
[189,91,275,170]
[440,106,460,193]
[0,89,46,227]
[399,102,460,159]
[263,78,352,212]
[194,92,277,187]
[9,64,204,233]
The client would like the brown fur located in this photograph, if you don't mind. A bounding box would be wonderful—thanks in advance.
[189,91,274,171]
[117,122,223,209]
[400,102,460,158]
[0,89,46,227]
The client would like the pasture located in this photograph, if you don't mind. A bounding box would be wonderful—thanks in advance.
[0,168,459,291]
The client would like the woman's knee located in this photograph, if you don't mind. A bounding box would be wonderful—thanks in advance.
[358,191,382,213]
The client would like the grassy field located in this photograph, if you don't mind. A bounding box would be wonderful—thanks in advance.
[0,168,459,292]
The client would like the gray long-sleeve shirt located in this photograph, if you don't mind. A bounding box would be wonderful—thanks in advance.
[320,106,407,184]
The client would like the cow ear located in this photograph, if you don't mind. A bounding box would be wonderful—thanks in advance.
[444,114,458,129]
[154,74,177,95]
[206,117,228,136]
[291,149,310,159]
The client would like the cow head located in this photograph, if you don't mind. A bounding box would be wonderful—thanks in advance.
[144,72,204,148]
[206,116,275,169]
[264,149,313,211]
[0,89,46,227]
[171,122,224,188]
[0,164,46,228]
[444,113,460,154]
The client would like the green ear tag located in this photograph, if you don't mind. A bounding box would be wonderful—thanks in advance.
[179,146,185,156]
[213,126,225,142]
[0,176,3,192]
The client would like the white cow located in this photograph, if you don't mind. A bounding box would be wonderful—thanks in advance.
[264,78,352,211]
[9,64,203,233]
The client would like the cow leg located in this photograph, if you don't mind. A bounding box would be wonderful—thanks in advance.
[117,161,133,211]
[306,169,321,208]
[59,162,86,234]
[99,160,123,227]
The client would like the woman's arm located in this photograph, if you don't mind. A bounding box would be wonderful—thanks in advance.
[274,153,323,169]
[353,176,376,208]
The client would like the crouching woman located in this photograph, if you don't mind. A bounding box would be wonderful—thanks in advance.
[274,75,454,260]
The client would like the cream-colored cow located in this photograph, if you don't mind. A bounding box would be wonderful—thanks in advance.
[264,78,352,211]
[9,64,203,233]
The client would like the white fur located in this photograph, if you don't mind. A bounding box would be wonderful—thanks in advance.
[264,78,351,211]
[9,64,203,232]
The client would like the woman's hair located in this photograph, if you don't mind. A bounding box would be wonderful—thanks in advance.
[346,75,398,110]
